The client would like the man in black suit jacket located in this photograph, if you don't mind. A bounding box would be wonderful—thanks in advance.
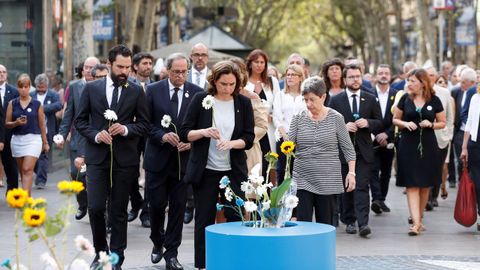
[144,53,203,270]
[370,64,397,214]
[0,64,18,193]
[329,64,383,238]
[74,45,149,269]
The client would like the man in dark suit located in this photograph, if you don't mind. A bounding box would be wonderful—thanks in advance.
[56,56,99,220]
[74,45,149,269]
[144,53,203,270]
[127,52,155,228]
[449,68,477,188]
[0,64,19,193]
[31,73,63,189]
[329,64,383,237]
[370,64,397,214]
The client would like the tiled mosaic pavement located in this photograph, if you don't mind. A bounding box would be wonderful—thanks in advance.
[128,256,480,270]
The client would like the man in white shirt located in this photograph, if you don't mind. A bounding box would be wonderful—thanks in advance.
[188,43,209,90]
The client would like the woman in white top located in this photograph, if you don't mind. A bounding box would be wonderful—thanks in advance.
[245,49,280,176]
[460,92,480,232]
[273,64,306,184]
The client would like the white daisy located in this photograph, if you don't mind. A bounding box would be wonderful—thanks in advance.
[161,115,172,128]
[53,134,64,144]
[244,201,258,212]
[202,95,215,110]
[284,195,299,208]
[225,187,233,202]
[103,109,118,121]
[75,235,95,257]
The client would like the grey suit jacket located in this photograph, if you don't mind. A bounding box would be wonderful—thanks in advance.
[58,79,86,151]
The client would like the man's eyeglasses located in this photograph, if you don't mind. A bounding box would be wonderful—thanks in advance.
[170,70,189,76]
[95,75,107,79]
[192,53,208,58]
[346,75,362,80]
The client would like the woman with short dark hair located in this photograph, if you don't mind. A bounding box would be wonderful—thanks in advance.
[289,76,356,225]
[180,60,255,270]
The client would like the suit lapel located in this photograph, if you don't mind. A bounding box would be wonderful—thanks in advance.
[359,92,367,118]
[232,95,241,137]
[178,85,191,120]
[99,79,109,110]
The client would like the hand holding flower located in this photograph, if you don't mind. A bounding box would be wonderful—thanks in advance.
[201,127,221,139]
[162,132,180,146]
[402,121,418,131]
[96,130,113,144]
[354,118,369,128]
[346,122,358,132]
[419,119,433,128]
[108,123,126,136]
[177,142,191,152]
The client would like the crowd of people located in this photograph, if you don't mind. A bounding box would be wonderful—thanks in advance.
[1,43,480,270]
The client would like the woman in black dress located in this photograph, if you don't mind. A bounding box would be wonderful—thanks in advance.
[392,68,446,236]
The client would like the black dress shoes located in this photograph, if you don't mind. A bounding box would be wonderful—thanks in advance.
[151,246,163,264]
[112,265,122,270]
[127,209,139,222]
[371,200,383,214]
[166,257,184,270]
[184,210,194,224]
[359,225,371,237]
[141,217,151,228]
[345,223,357,234]
[75,208,87,220]
[380,201,391,212]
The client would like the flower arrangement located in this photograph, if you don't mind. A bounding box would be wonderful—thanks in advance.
[104,109,118,187]
[415,107,423,158]
[217,141,298,228]
[2,184,118,270]
[161,115,181,180]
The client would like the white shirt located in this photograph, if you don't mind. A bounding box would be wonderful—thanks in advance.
[465,93,480,142]
[346,88,361,114]
[206,98,235,171]
[433,85,455,148]
[0,82,5,107]
[106,75,123,107]
[168,80,184,115]
[37,92,47,105]
[191,67,207,88]
[272,91,306,133]
[376,86,389,118]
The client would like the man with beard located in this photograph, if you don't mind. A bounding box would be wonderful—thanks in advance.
[127,52,155,228]
[187,43,209,90]
[370,64,397,214]
[75,45,149,269]
[329,64,383,237]
[56,56,99,220]
[31,73,62,189]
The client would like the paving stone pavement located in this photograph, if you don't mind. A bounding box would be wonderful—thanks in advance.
[1,153,479,270]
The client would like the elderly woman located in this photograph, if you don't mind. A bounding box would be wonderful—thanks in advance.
[289,76,356,225]
[460,91,480,232]
[180,61,254,270]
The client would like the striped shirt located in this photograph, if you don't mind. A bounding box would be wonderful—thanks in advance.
[289,109,356,195]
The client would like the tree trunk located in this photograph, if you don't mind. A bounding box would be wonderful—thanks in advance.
[120,0,141,48]
[72,0,94,67]
[391,0,406,65]
[416,0,437,67]
[141,0,160,52]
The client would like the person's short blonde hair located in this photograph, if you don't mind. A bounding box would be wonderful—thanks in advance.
[17,74,31,88]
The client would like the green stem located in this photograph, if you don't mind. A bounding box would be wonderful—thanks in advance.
[172,124,181,181]
[37,228,63,270]
[110,144,113,188]
[15,209,19,269]
[60,196,73,267]
[285,155,291,179]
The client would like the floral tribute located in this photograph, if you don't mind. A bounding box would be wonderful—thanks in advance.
[217,141,298,228]
[2,184,118,270]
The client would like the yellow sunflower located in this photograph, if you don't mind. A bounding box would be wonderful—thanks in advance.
[23,208,46,227]
[6,188,29,209]
[57,180,85,195]
[270,152,279,159]
[27,197,47,209]
[280,141,295,155]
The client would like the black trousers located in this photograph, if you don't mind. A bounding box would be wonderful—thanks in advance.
[451,130,465,184]
[2,135,18,193]
[69,148,87,209]
[467,140,480,216]
[129,138,149,220]
[193,169,242,268]
[370,147,394,202]
[341,155,372,227]
[87,159,138,266]
[146,158,187,260]
[297,189,336,225]
[430,146,449,200]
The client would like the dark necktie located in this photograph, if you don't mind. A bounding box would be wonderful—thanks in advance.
[171,87,179,118]
[351,94,358,115]
[111,85,119,111]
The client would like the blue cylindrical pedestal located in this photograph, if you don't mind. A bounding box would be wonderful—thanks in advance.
[206,221,336,270]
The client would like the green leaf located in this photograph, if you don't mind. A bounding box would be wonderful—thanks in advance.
[44,219,63,237]
[270,178,292,208]
[29,233,39,242]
